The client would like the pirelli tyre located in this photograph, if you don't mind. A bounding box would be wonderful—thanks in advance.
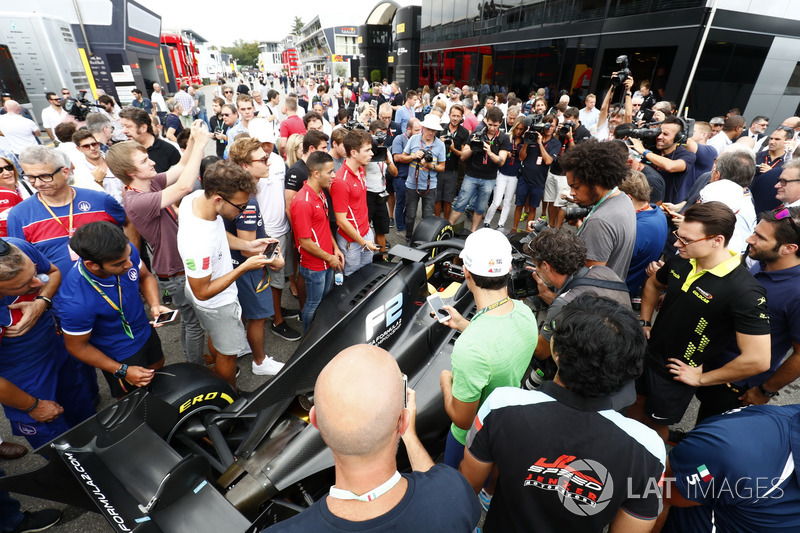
[410,216,455,258]
[147,363,238,441]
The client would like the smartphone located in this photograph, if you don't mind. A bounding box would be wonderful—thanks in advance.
[370,99,378,109]
[263,241,279,257]
[426,294,451,323]
[402,373,408,408]
[155,310,179,324]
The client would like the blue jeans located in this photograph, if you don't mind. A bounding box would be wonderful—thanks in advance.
[405,187,436,241]
[0,469,23,532]
[336,228,375,277]
[393,177,407,231]
[452,175,496,215]
[299,266,333,333]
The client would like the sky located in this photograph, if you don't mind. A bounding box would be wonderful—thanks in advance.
[135,0,382,47]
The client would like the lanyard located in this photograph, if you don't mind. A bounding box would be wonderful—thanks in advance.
[576,187,618,236]
[329,471,402,502]
[78,262,134,339]
[37,188,75,236]
[472,297,510,321]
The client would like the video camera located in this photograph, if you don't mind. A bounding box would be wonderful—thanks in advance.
[615,122,662,150]
[62,90,100,121]
[371,130,388,162]
[523,114,551,145]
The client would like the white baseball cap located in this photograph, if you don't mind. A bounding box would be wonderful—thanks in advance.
[459,228,512,277]
[247,118,277,144]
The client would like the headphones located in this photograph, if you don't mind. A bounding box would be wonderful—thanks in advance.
[673,117,694,145]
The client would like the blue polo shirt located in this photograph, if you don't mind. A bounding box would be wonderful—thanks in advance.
[391,133,411,180]
[664,404,800,533]
[404,134,446,191]
[711,262,800,388]
[59,245,152,361]
[0,239,68,422]
[6,188,125,278]
[626,206,669,295]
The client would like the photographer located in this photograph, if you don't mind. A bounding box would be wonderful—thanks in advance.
[538,108,591,226]
[557,139,637,280]
[436,105,470,219]
[365,121,397,252]
[525,227,631,363]
[391,118,421,233]
[485,116,526,230]
[595,75,634,142]
[513,114,561,229]
[629,115,696,204]
[448,107,511,232]
[395,115,445,242]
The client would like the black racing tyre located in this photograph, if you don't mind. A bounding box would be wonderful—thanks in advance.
[410,216,455,258]
[148,363,237,418]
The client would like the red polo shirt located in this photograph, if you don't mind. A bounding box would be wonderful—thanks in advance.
[330,162,369,242]
[290,183,333,271]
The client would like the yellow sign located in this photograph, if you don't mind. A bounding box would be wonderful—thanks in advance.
[332,55,344,62]
[397,23,405,34]
[388,56,394,63]
[358,36,363,44]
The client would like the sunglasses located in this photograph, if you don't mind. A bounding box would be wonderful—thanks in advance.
[23,167,63,183]
[220,195,248,213]
[224,91,233,94]
[774,206,800,242]
[672,230,717,247]
[250,156,269,165]
[79,141,100,150]
[221,112,234,117]
[0,164,14,173]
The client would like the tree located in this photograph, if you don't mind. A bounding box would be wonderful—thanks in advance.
[292,16,304,36]
[221,40,260,68]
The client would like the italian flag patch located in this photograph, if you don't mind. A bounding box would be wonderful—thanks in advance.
[186,258,210,271]
[697,464,712,482]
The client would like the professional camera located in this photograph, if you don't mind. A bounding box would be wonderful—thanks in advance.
[422,148,435,163]
[523,114,550,145]
[438,130,454,149]
[563,205,591,222]
[62,90,99,121]
[507,252,538,299]
[610,55,631,89]
[469,130,488,152]
[559,120,576,137]
[371,131,388,162]
[344,119,367,131]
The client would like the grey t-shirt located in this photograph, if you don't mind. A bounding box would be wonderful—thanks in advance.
[541,266,632,343]
[578,191,637,280]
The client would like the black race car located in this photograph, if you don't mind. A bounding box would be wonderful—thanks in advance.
[1,218,539,533]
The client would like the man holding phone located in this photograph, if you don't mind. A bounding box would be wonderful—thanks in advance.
[59,222,171,399]
[437,228,538,482]
[290,151,345,332]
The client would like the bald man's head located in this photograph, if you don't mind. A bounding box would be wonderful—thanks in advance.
[3,100,20,114]
[313,345,405,457]
[782,117,800,130]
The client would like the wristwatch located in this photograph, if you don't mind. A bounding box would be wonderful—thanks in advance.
[642,149,651,159]
[758,384,779,398]
[114,364,128,379]
[639,319,652,327]
[34,295,53,310]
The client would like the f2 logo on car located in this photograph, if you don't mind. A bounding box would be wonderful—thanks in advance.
[366,293,403,341]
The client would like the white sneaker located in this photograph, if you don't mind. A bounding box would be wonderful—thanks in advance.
[252,357,284,376]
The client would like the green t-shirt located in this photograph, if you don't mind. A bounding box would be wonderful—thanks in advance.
[450,299,538,444]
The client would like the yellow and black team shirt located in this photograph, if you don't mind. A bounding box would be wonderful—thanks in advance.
[648,251,770,377]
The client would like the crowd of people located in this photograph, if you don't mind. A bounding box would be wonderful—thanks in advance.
[0,69,799,532]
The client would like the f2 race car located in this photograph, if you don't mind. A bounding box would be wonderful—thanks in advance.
[1,218,532,532]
